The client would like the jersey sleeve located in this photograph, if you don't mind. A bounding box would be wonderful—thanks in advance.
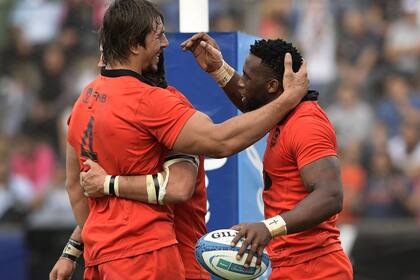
[288,115,337,170]
[138,88,196,149]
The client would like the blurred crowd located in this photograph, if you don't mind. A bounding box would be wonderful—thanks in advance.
[0,0,419,229]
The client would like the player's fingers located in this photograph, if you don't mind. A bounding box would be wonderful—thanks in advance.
[49,270,57,280]
[244,242,258,268]
[230,226,243,246]
[181,32,206,49]
[236,238,249,260]
[256,247,264,268]
[297,58,307,74]
[80,172,87,186]
[85,159,101,171]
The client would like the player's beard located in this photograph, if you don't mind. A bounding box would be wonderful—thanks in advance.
[143,52,168,89]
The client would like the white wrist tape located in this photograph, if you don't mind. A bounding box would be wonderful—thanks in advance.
[103,175,111,195]
[114,176,120,197]
[262,215,287,237]
[209,60,235,87]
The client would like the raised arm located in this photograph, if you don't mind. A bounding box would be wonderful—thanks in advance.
[172,52,308,158]
[181,33,245,111]
[80,155,198,204]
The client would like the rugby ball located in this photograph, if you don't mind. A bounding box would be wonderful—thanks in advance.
[195,229,270,280]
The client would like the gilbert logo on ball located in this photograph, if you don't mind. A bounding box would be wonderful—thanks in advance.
[195,229,270,280]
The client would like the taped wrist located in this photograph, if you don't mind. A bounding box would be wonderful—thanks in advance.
[61,239,83,262]
[209,60,235,87]
[262,215,287,237]
[103,175,120,196]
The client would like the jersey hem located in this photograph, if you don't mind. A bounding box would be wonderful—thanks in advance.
[84,239,177,267]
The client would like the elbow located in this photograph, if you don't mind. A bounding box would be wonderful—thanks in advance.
[170,191,194,204]
[206,138,236,159]
[165,179,196,203]
[166,189,194,204]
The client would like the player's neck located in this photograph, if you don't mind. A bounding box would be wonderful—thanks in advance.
[106,57,143,75]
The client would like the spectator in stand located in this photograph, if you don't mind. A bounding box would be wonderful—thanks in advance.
[388,119,420,178]
[363,152,413,219]
[385,0,420,77]
[0,137,34,223]
[23,44,67,151]
[295,0,336,106]
[10,130,56,195]
[258,0,293,39]
[326,83,374,149]
[377,73,420,137]
[338,142,367,225]
[337,8,380,90]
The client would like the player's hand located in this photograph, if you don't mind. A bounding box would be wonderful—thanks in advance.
[49,257,76,280]
[180,32,223,73]
[230,222,272,268]
[80,159,107,198]
[281,53,309,107]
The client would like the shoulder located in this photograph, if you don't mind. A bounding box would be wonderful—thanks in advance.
[285,102,332,130]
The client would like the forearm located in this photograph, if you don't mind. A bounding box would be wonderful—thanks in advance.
[69,226,82,242]
[222,73,246,112]
[82,157,197,204]
[281,188,342,234]
[67,184,89,228]
[211,93,295,157]
[114,163,197,203]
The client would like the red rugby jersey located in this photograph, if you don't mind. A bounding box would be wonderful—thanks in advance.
[67,69,196,266]
[263,101,343,267]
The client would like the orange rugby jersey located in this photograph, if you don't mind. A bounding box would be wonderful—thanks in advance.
[167,86,210,279]
[263,101,343,267]
[67,69,196,266]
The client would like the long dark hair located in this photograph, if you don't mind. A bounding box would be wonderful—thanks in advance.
[99,0,163,66]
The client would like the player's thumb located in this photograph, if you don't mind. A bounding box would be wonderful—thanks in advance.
[83,159,97,168]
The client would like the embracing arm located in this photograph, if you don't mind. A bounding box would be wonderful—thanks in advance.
[66,144,89,227]
[81,155,198,204]
[172,54,308,158]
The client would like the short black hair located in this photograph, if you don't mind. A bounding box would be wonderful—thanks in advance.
[250,39,303,82]
[100,0,163,65]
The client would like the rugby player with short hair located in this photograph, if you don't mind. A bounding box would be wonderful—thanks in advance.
[51,0,309,279]
[182,33,353,279]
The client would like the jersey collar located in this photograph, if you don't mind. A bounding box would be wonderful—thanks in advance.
[100,67,156,86]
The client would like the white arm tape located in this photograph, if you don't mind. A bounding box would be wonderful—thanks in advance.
[146,154,199,205]
[156,154,199,204]
[146,174,158,204]
[103,175,111,195]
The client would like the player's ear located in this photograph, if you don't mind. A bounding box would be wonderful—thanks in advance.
[266,79,280,94]
[130,43,142,55]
